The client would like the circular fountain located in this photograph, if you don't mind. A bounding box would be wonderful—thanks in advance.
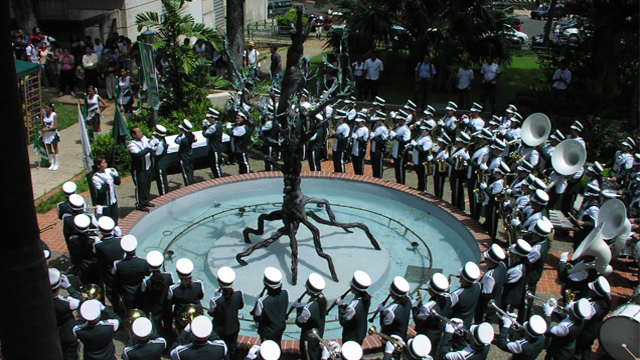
[120,172,489,349]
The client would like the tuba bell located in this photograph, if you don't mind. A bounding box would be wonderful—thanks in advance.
[521,113,551,148]
[177,304,204,327]
[79,284,104,302]
[546,139,587,191]
[570,198,627,275]
[124,308,148,331]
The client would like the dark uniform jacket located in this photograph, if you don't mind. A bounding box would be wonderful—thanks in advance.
[338,296,369,344]
[253,289,289,341]
[203,121,224,152]
[73,307,121,360]
[54,286,82,345]
[440,331,491,360]
[141,272,174,320]
[545,314,585,360]
[122,336,167,360]
[495,326,545,360]
[380,299,411,341]
[169,280,205,323]
[93,236,124,287]
[152,138,170,170]
[450,282,481,329]
[208,290,245,336]
[113,255,151,309]
[296,298,327,360]
[413,294,452,353]
[170,339,227,360]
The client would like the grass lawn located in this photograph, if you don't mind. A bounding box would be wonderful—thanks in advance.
[49,100,78,131]
[308,51,545,113]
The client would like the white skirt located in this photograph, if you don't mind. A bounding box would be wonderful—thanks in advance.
[43,130,60,144]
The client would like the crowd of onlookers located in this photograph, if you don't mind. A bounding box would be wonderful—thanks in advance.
[12,27,136,99]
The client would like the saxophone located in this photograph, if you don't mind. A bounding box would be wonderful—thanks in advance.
[425,150,434,176]
[454,156,466,171]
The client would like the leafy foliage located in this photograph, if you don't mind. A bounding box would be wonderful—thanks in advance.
[277,8,310,28]
[91,133,133,174]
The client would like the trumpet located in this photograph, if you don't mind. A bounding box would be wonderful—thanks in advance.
[525,292,566,315]
[309,328,340,359]
[368,326,404,352]
[429,309,468,336]
[487,300,522,331]
[454,156,466,171]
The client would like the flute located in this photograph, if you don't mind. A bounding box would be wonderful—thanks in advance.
[326,288,351,315]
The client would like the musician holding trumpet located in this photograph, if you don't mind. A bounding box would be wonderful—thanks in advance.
[494,313,547,360]
[209,267,245,360]
[293,273,327,360]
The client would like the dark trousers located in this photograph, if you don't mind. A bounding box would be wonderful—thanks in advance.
[457,87,471,111]
[394,156,407,184]
[415,163,427,191]
[133,169,153,207]
[179,158,194,186]
[480,82,497,112]
[353,154,365,175]
[155,167,169,195]
[220,332,239,360]
[434,171,447,199]
[61,339,79,360]
[414,78,432,110]
[309,149,322,171]
[235,152,250,174]
[467,178,481,220]
[450,170,466,211]
[98,203,119,225]
[209,151,223,178]
[333,149,345,172]
[59,69,75,93]
[263,145,277,172]
[364,79,379,101]
[371,151,384,178]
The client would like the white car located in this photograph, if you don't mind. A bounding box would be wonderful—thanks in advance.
[504,24,529,45]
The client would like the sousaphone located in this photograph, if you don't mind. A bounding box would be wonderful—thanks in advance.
[521,113,551,148]
[546,139,587,191]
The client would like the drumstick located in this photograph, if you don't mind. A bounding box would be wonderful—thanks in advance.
[621,344,640,360]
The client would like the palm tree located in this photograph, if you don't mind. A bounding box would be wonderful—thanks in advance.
[136,0,223,113]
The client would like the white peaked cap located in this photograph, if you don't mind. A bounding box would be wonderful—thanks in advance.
[80,299,102,322]
[351,270,372,291]
[132,317,153,338]
[217,266,236,287]
[341,341,363,360]
[306,273,326,294]
[69,194,86,209]
[146,250,164,269]
[460,261,480,282]
[62,181,77,195]
[49,268,61,289]
[390,276,410,296]
[191,315,213,339]
[260,340,281,360]
[408,334,432,358]
[525,315,547,336]
[471,322,494,345]
[263,267,283,288]
[74,214,91,230]
[429,273,449,293]
[98,216,115,233]
[176,258,194,277]
[120,235,138,253]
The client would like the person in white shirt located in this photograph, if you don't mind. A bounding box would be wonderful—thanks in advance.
[480,57,500,112]
[243,41,261,81]
[351,118,371,175]
[456,62,474,110]
[363,52,384,101]
[390,115,411,184]
[552,61,571,90]
[414,55,436,111]
[330,111,351,173]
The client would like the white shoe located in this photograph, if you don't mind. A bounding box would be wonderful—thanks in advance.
[48,155,55,170]
[52,155,60,171]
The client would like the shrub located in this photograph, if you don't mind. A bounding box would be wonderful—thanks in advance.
[91,134,133,174]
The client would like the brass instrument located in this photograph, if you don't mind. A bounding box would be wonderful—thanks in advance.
[425,150,435,176]
[487,300,522,331]
[437,157,449,173]
[525,292,566,315]
[429,309,468,336]
[177,304,204,327]
[309,328,340,359]
[79,284,104,302]
[124,308,147,331]
[454,156,466,171]
[368,326,404,352]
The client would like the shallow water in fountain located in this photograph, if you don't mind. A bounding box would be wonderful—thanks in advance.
[130,177,480,339]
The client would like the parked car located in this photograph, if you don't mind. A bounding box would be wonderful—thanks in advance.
[492,2,515,14]
[530,4,569,20]
[503,24,528,45]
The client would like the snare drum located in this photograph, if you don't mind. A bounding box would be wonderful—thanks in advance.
[599,303,640,360]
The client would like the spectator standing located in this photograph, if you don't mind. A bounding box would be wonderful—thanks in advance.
[103,47,119,100]
[352,55,365,100]
[70,34,85,66]
[119,68,136,119]
[93,38,104,66]
[552,61,571,90]
[457,62,474,110]
[414,55,436,111]
[39,42,51,87]
[244,41,261,82]
[480,57,500,113]
[117,35,133,74]
[363,52,384,102]
[48,42,61,88]
[270,45,282,90]
[58,48,76,97]
[26,38,40,64]
[13,30,28,60]
[82,46,99,90]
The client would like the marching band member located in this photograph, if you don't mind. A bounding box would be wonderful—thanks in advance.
[294,273,327,360]
[169,258,205,334]
[440,321,494,360]
[330,110,350,173]
[57,181,78,220]
[308,113,329,172]
[509,160,534,197]
[495,314,547,360]
[122,317,167,359]
[140,250,174,340]
[404,100,418,126]
[539,130,564,173]
[561,164,585,215]
[521,189,550,230]
[475,244,507,324]
[585,161,604,189]
[112,235,150,313]
[260,111,281,172]
[202,109,224,179]
[337,270,372,344]
[245,340,281,360]
[487,139,507,174]
[524,219,552,319]
[502,239,532,324]
[390,114,412,185]
[463,103,485,133]
[150,124,171,194]
[351,116,371,176]
[413,273,451,355]
[572,183,601,249]
[370,112,389,178]
[467,129,492,221]
[378,276,412,341]
[73,299,121,360]
[209,267,244,360]
[252,267,289,347]
[412,121,435,192]
[574,277,611,360]
[50,268,82,360]
[543,298,590,360]
[68,213,101,286]
[499,104,518,131]
[93,216,125,317]
[567,121,586,149]
[610,140,635,186]
[440,101,458,140]
[231,112,252,174]
[175,119,196,186]
[483,162,510,239]
[448,132,471,210]
[171,315,228,360]
[432,135,451,199]
[450,261,481,330]
[383,334,433,360]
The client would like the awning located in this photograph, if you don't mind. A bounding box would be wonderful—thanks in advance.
[15,60,40,80]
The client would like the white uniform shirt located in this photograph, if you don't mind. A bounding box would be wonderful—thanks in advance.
[391,125,411,158]
[413,135,434,164]
[351,126,370,156]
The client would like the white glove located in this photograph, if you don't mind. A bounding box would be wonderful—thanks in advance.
[480,163,488,171]
[445,318,464,333]
[560,252,570,262]
[247,344,261,360]
[511,218,521,227]
[322,341,341,360]
[110,168,119,178]
[506,188,513,195]
[411,140,417,147]
[479,182,487,190]
[544,301,557,316]
[412,299,421,308]
[351,133,358,139]
[60,274,71,289]
[385,335,404,354]
[293,300,305,309]
[203,120,211,127]
[113,226,123,237]
[226,122,233,129]
[377,303,386,313]
[389,131,396,138]
[149,138,159,147]
[336,297,345,307]
[502,313,515,328]
[427,155,434,162]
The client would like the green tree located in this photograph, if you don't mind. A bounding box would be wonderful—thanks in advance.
[136,0,223,115]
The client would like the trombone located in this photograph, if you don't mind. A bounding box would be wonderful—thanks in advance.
[487,300,522,331]
[368,326,404,352]
[525,292,566,315]
[309,328,340,359]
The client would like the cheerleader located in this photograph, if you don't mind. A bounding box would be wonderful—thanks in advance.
[86,85,108,138]
[118,68,136,119]
[41,102,61,170]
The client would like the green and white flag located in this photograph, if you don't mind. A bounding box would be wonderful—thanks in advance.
[139,42,160,110]
[78,103,97,205]
[33,119,50,168]
[113,79,128,146]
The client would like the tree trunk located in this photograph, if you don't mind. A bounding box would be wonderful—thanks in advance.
[0,2,63,359]
[11,0,39,35]
[226,0,245,83]
[542,0,558,46]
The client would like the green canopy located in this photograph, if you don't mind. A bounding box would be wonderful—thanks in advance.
[15,60,40,79]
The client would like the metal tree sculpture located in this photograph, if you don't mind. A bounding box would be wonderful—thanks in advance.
[233,10,380,285]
